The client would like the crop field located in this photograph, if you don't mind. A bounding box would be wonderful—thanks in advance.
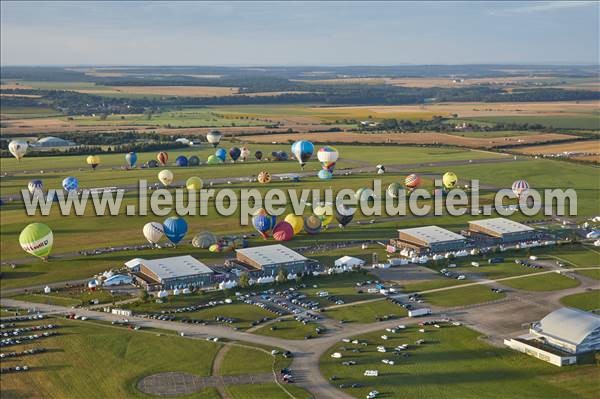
[0,318,221,398]
[0,106,63,119]
[319,325,599,399]
[465,115,600,130]
[512,140,599,163]
[76,85,240,97]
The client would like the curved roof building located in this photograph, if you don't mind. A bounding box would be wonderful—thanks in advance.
[34,136,76,147]
[531,307,600,354]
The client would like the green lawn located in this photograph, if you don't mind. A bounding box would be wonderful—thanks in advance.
[421,285,505,307]
[1,318,221,398]
[576,269,600,280]
[499,272,580,291]
[560,290,600,312]
[12,288,128,307]
[324,299,407,323]
[226,384,313,399]
[177,303,275,330]
[319,325,599,399]
[219,345,274,375]
[253,319,323,340]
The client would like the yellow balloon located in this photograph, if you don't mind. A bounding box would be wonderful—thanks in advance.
[442,172,458,189]
[186,176,203,190]
[284,214,304,235]
[314,203,334,226]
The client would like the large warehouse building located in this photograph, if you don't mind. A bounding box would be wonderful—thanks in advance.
[127,255,215,290]
[468,218,536,243]
[231,244,319,276]
[392,226,466,254]
[505,308,600,366]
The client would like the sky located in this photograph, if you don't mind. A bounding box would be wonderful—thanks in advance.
[1,1,599,66]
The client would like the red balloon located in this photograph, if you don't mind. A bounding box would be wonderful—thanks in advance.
[157,152,169,166]
[272,221,294,241]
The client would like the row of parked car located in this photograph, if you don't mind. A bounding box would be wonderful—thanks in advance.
[386,297,413,310]
[515,259,544,269]
[0,365,30,374]
[0,314,44,324]
[1,331,58,348]
[0,347,47,359]
[1,324,57,338]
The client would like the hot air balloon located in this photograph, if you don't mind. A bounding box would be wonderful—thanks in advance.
[272,151,289,161]
[387,182,403,198]
[158,170,174,187]
[442,172,458,189]
[405,174,421,190]
[215,148,227,162]
[284,214,304,235]
[355,187,374,202]
[125,152,138,168]
[229,147,241,162]
[62,176,79,192]
[376,164,385,175]
[192,231,217,249]
[304,215,322,235]
[147,160,159,168]
[175,155,188,167]
[255,150,263,160]
[209,243,223,253]
[252,208,277,239]
[207,155,221,165]
[86,155,100,170]
[188,155,200,166]
[206,130,222,148]
[27,179,43,195]
[157,152,169,166]
[8,140,28,161]
[257,171,271,184]
[291,140,314,168]
[273,221,294,241]
[334,204,354,227]
[163,216,188,245]
[314,203,335,226]
[318,169,332,180]
[186,177,203,190]
[19,223,53,260]
[240,147,250,161]
[143,222,164,245]
[317,146,339,172]
[512,180,530,198]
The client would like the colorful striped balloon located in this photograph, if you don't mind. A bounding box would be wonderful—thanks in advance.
[512,180,530,198]
[405,174,421,189]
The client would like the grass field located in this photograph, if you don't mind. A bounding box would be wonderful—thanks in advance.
[176,303,275,330]
[225,384,313,399]
[576,269,600,280]
[319,325,599,399]
[499,272,580,291]
[12,288,128,307]
[253,319,322,340]
[323,299,407,323]
[219,345,274,375]
[419,284,506,307]
[0,318,221,398]
[559,290,600,312]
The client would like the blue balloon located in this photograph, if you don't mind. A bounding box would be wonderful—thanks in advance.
[318,169,332,180]
[229,147,241,162]
[291,140,314,167]
[163,216,188,245]
[252,210,277,239]
[62,176,79,192]
[215,148,227,162]
[125,152,138,167]
[175,155,188,167]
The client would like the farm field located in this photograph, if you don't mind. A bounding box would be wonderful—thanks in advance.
[512,140,599,163]
[0,318,222,398]
[465,115,600,130]
[319,325,600,399]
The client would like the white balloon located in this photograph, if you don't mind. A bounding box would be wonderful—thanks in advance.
[143,222,164,244]
[8,140,28,161]
[158,169,174,186]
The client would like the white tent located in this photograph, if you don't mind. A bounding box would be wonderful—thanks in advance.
[335,256,365,268]
[44,286,51,294]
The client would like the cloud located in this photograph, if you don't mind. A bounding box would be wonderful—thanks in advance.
[489,1,597,16]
